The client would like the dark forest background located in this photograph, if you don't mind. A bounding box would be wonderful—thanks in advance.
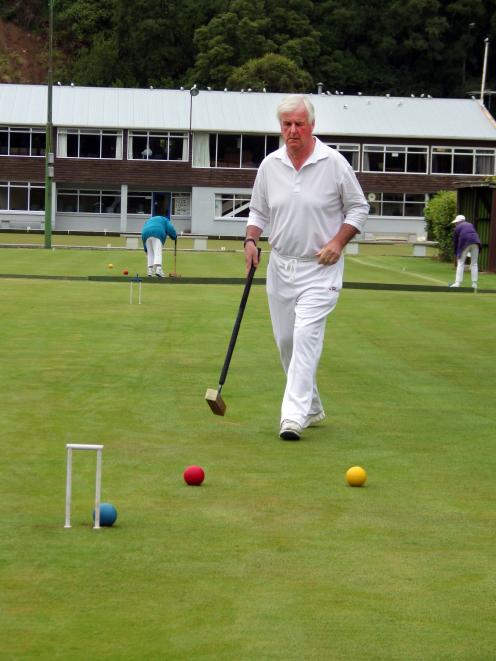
[1,0,495,100]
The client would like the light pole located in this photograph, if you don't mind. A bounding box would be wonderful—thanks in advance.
[189,85,199,162]
[480,37,490,104]
[44,0,54,249]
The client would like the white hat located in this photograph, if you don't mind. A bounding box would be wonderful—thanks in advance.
[452,214,466,224]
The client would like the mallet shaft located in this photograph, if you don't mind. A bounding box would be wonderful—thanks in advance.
[217,250,260,388]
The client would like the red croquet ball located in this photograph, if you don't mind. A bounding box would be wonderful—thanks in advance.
[183,465,205,486]
[123,269,129,275]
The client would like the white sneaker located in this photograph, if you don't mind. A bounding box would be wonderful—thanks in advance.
[147,268,154,277]
[304,410,326,428]
[279,420,302,441]
[472,282,478,289]
[449,282,460,288]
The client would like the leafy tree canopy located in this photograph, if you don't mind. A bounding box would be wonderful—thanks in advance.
[1,0,495,98]
[226,53,313,92]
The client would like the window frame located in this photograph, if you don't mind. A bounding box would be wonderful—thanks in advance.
[325,142,360,171]
[363,144,429,174]
[0,181,45,211]
[367,192,427,217]
[208,134,279,169]
[0,127,46,157]
[431,146,496,175]
[170,192,191,218]
[57,188,121,214]
[128,130,189,161]
[57,128,123,159]
[214,192,252,220]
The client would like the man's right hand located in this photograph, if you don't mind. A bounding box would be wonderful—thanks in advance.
[244,239,260,274]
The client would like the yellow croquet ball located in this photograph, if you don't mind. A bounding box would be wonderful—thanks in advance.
[108,263,113,269]
[346,466,367,487]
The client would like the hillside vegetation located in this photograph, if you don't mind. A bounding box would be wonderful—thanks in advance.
[0,0,495,96]
[0,19,46,83]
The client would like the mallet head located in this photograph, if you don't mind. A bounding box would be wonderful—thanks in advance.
[205,388,226,416]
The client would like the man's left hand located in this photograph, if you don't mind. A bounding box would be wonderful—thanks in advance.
[316,239,342,265]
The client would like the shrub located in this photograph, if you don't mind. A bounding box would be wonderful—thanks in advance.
[424,190,457,261]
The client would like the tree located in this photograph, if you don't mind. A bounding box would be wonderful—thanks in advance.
[111,0,189,87]
[226,53,313,92]
[312,0,494,96]
[69,34,120,87]
[4,0,496,97]
[0,0,46,28]
[187,0,320,89]
[187,2,275,87]
[424,190,457,261]
[55,0,217,88]
[54,0,117,83]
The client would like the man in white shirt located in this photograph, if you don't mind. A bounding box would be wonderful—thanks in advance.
[244,94,369,440]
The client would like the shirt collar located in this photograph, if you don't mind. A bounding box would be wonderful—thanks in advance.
[276,137,328,168]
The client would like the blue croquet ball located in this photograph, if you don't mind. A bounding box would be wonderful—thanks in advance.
[93,502,118,526]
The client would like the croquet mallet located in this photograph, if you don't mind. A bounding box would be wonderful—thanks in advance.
[169,238,181,278]
[205,249,261,415]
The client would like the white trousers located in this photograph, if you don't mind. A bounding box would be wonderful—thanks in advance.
[455,244,479,285]
[267,250,341,426]
[145,237,163,270]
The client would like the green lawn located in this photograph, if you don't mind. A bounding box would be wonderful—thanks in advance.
[0,248,495,659]
[0,237,495,289]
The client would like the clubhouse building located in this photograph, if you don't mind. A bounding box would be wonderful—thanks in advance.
[1,83,496,240]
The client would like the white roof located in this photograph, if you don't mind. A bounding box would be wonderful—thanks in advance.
[1,83,496,142]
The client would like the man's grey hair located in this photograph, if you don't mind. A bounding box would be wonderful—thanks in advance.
[276,95,315,124]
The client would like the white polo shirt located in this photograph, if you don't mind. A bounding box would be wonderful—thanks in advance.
[247,138,369,259]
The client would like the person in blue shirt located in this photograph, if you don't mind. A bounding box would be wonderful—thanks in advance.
[141,213,177,277]
[449,214,481,289]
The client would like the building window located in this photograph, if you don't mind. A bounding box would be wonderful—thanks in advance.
[30,186,45,211]
[214,193,251,219]
[363,145,428,173]
[0,127,46,157]
[326,143,360,170]
[171,193,191,217]
[128,131,188,160]
[127,191,152,214]
[367,192,427,217]
[57,129,123,159]
[57,189,121,213]
[475,149,495,174]
[206,134,279,169]
[126,191,191,216]
[0,181,45,210]
[431,147,496,175]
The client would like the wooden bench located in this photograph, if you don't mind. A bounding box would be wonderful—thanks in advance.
[345,240,438,257]
[121,233,140,249]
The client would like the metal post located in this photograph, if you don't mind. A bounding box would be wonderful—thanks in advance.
[189,85,199,163]
[130,274,142,304]
[94,448,102,529]
[64,444,104,529]
[64,446,73,528]
[44,0,54,249]
[480,38,490,104]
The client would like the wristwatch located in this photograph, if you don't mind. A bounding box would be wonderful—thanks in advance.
[243,237,257,247]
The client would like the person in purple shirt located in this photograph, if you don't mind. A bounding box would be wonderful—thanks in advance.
[450,214,481,289]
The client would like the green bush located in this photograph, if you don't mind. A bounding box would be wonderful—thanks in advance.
[424,190,457,261]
